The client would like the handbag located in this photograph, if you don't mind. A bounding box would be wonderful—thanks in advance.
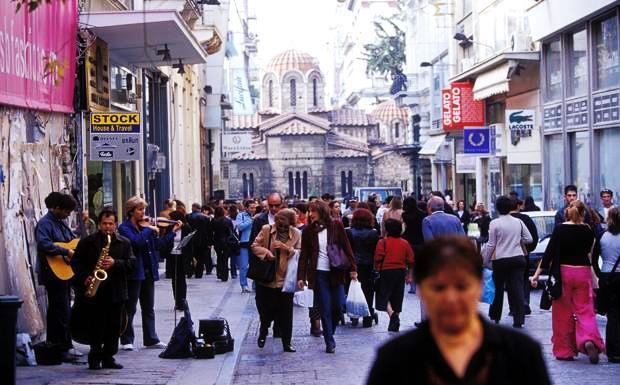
[247,226,277,283]
[327,243,351,270]
[225,227,241,256]
[539,279,553,310]
[594,254,620,316]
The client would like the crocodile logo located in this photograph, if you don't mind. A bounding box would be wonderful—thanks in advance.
[509,111,533,124]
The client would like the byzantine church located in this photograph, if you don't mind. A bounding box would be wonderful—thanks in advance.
[225,49,413,199]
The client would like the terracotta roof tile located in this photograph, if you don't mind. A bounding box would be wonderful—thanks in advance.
[330,109,375,126]
[370,99,409,125]
[230,114,260,130]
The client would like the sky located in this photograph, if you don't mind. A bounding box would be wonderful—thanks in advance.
[252,0,338,71]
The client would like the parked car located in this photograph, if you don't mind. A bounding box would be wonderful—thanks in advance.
[353,186,403,203]
[522,210,556,276]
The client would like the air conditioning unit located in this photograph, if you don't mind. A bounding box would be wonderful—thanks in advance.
[510,32,534,52]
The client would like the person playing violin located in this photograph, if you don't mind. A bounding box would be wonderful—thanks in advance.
[117,196,182,350]
[35,192,80,361]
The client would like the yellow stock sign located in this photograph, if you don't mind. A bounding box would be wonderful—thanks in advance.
[90,113,141,133]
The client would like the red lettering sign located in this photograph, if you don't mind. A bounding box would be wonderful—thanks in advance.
[442,82,484,131]
[0,1,78,113]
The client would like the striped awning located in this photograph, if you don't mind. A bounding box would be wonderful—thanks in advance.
[473,63,511,101]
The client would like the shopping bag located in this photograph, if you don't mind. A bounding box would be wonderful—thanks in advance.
[480,268,495,304]
[293,287,314,307]
[346,280,370,318]
[282,251,300,293]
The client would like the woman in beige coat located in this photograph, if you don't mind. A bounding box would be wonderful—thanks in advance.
[251,209,301,352]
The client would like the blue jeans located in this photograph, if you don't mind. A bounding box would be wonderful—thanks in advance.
[315,271,344,349]
[238,247,250,287]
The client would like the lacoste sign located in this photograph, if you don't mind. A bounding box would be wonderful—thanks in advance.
[506,109,535,145]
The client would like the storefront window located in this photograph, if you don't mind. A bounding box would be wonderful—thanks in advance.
[598,127,620,207]
[595,15,620,90]
[568,29,588,96]
[545,134,564,210]
[506,164,543,207]
[570,131,591,204]
[545,39,563,101]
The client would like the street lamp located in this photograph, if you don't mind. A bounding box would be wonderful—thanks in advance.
[453,33,494,50]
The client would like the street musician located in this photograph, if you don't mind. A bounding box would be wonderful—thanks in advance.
[34,192,79,361]
[71,208,135,370]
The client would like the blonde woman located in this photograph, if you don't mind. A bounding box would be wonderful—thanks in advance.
[381,196,403,237]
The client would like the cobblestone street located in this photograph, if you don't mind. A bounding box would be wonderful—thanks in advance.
[234,289,619,385]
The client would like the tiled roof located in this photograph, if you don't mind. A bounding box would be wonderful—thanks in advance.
[265,119,326,136]
[265,49,321,77]
[230,114,260,130]
[370,99,409,125]
[326,149,368,158]
[260,112,331,133]
[329,109,375,126]
[230,148,267,160]
[327,132,370,153]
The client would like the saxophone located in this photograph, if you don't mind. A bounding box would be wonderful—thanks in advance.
[85,234,111,298]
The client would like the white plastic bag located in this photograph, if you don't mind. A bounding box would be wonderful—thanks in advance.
[293,287,314,308]
[346,280,370,318]
[16,333,37,366]
[282,250,300,293]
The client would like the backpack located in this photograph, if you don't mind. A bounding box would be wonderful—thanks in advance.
[225,227,241,256]
[159,307,196,359]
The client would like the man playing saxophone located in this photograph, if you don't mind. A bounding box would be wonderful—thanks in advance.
[71,208,135,370]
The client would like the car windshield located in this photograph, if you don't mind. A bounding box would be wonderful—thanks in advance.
[531,216,555,239]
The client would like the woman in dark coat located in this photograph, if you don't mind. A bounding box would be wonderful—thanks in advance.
[213,206,235,281]
[297,200,357,353]
[346,208,380,327]
[367,236,550,385]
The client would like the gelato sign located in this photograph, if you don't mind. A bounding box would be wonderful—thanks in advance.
[506,109,535,145]
[442,82,484,131]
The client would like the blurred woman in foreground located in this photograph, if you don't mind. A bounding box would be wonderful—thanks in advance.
[367,236,550,385]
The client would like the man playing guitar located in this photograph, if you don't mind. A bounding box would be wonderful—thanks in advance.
[35,192,80,361]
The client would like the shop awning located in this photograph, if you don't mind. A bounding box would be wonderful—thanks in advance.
[472,62,511,101]
[419,134,446,156]
[80,10,208,66]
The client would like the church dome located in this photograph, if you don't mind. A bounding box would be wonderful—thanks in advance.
[370,99,410,125]
[265,49,321,77]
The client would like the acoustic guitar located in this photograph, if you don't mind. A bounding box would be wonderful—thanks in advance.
[46,239,80,280]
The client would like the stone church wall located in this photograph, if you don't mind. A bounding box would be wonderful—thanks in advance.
[373,151,413,189]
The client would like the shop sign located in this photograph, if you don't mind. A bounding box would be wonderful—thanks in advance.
[456,154,477,174]
[442,82,485,131]
[506,109,534,145]
[0,0,78,112]
[222,132,252,153]
[85,38,110,112]
[463,126,491,154]
[89,113,141,161]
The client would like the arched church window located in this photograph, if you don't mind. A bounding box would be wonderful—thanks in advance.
[312,78,318,107]
[302,171,308,199]
[288,172,294,197]
[242,173,248,197]
[268,80,273,107]
[347,170,353,197]
[290,79,297,106]
[341,171,347,197]
[249,173,255,197]
[394,122,400,139]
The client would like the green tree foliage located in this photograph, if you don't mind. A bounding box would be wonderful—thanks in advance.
[362,17,406,77]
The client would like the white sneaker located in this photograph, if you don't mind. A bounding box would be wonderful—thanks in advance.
[67,348,84,357]
[145,341,167,349]
[120,344,135,351]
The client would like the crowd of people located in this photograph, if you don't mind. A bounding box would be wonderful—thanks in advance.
[33,184,619,379]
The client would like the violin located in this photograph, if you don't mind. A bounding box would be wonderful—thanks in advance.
[138,216,180,228]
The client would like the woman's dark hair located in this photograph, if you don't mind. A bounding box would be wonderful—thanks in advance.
[214,206,226,219]
[385,218,402,237]
[44,192,77,211]
[228,204,239,220]
[417,200,428,212]
[351,208,374,229]
[457,200,466,210]
[97,208,118,223]
[495,196,514,215]
[295,202,308,214]
[308,200,332,227]
[523,196,539,211]
[174,199,186,209]
[357,202,370,210]
[414,236,483,283]
[403,196,418,212]
[169,210,186,223]
[608,207,620,235]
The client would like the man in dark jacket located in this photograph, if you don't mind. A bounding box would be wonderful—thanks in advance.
[510,199,539,314]
[188,203,214,278]
[71,209,135,370]
[35,192,78,360]
[555,184,593,227]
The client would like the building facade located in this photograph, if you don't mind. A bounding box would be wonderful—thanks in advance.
[528,0,620,210]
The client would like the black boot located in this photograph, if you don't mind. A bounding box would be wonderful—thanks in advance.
[388,313,400,332]
[257,324,268,348]
[88,354,101,370]
[102,358,123,369]
[362,316,373,328]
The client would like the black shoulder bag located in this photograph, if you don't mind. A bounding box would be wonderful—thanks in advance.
[247,226,276,283]
[595,253,620,315]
